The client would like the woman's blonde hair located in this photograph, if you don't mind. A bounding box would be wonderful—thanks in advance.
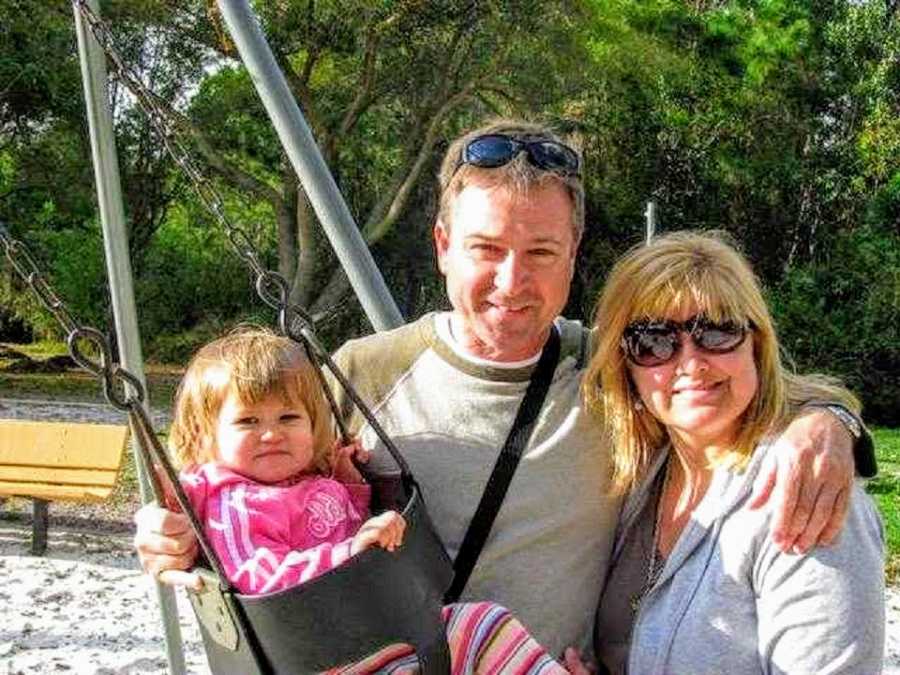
[168,327,335,473]
[583,230,858,494]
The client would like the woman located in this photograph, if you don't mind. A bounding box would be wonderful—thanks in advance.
[582,231,884,674]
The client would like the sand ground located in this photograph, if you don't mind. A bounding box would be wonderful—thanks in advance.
[0,520,210,675]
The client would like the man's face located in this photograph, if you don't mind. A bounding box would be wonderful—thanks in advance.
[434,179,577,362]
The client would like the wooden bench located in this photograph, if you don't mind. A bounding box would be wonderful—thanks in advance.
[0,419,129,555]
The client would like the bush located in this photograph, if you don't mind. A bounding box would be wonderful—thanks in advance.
[770,226,900,425]
[0,224,110,341]
[0,304,32,342]
[143,318,226,364]
[135,208,260,337]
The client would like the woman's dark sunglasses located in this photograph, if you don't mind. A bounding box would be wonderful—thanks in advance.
[622,315,753,367]
[454,133,581,177]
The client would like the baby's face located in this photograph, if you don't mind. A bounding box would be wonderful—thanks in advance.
[214,391,315,484]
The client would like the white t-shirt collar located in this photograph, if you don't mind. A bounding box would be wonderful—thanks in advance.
[434,312,550,369]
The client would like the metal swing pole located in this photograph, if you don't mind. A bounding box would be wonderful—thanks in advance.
[644,200,657,245]
[72,2,187,673]
[215,0,404,332]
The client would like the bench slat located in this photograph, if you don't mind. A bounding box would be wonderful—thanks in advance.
[0,480,113,502]
[0,465,119,488]
[0,420,128,469]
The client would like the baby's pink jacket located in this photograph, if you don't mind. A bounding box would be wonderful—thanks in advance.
[180,464,371,595]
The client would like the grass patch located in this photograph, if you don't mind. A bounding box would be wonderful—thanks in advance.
[11,340,71,359]
[0,340,181,409]
[868,427,900,584]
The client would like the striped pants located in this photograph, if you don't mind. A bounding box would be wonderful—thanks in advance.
[326,602,568,674]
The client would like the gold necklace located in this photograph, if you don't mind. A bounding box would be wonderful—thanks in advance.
[630,459,671,613]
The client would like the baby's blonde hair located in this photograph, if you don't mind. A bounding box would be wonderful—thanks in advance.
[168,327,335,473]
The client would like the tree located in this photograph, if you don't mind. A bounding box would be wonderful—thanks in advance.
[98,0,591,319]
[575,0,900,421]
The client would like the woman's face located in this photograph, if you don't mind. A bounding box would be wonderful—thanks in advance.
[626,305,759,451]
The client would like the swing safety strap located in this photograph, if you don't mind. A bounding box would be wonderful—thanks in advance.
[444,326,561,603]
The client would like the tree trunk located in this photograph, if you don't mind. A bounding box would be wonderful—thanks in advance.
[290,186,319,309]
[276,165,298,283]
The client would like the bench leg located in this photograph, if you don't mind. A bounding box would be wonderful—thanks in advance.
[31,499,49,556]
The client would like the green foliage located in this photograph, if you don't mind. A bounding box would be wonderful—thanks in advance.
[0,223,110,341]
[875,427,900,466]
[3,0,899,429]
[770,227,900,425]
[189,66,282,171]
[0,2,84,131]
[143,319,226,364]
[134,201,266,338]
[867,427,900,583]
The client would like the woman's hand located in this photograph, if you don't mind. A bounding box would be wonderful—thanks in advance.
[562,647,597,674]
[350,510,406,555]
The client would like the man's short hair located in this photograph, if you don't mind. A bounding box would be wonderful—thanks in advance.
[437,119,585,243]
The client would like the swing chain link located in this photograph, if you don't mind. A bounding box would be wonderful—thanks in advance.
[67,326,147,411]
[73,0,318,329]
[73,0,269,281]
[0,224,81,336]
[0,223,146,411]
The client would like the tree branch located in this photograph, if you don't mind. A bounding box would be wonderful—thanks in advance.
[477,85,525,107]
[271,49,327,140]
[362,82,478,244]
[335,25,380,141]
[886,0,899,28]
[166,107,283,208]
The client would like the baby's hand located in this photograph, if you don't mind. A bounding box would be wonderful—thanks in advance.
[350,510,406,555]
[331,439,369,484]
[562,647,597,674]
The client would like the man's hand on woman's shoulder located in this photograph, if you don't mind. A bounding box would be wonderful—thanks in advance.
[748,409,854,554]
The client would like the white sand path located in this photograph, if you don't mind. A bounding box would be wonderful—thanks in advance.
[0,523,209,675]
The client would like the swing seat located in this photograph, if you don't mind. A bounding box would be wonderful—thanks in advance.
[188,478,453,674]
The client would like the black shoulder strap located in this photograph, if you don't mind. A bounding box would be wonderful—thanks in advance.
[444,327,562,603]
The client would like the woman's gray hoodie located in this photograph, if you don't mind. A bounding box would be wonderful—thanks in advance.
[598,442,885,674]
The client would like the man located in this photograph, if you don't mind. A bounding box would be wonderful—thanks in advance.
[136,119,866,657]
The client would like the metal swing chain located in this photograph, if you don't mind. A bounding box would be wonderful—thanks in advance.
[73,0,277,303]
[0,224,143,411]
[73,2,341,390]
[73,1,416,479]
[0,221,234,581]
[74,0,343,432]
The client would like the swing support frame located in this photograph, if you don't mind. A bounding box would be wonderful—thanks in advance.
[67,1,409,672]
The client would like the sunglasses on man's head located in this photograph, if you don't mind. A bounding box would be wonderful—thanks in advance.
[621,315,753,368]
[453,133,581,178]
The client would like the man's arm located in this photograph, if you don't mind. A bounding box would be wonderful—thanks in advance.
[805,402,877,477]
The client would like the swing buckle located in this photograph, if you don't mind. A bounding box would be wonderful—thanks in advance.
[188,568,240,652]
